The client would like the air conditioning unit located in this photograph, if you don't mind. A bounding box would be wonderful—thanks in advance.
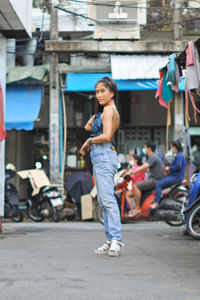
[89,0,146,40]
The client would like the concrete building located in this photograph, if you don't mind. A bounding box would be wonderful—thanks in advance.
[4,1,200,187]
[45,0,200,164]
[0,0,32,215]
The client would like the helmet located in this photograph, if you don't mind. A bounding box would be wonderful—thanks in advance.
[5,163,16,178]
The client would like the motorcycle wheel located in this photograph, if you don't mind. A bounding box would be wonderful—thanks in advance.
[186,204,200,239]
[26,200,45,222]
[96,205,104,225]
[50,206,60,222]
[11,211,24,222]
[164,193,187,227]
[165,215,185,227]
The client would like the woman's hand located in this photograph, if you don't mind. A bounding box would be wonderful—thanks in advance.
[80,140,90,156]
[165,166,170,172]
[123,169,130,178]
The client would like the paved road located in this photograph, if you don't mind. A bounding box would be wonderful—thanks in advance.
[1,221,199,300]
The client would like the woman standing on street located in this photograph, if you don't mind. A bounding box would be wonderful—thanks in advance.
[80,77,123,257]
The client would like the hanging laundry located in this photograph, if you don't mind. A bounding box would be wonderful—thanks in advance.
[161,68,174,103]
[155,79,168,108]
[184,42,200,123]
[167,53,176,84]
[185,42,200,91]
[172,83,179,93]
[175,61,180,84]
[186,41,194,67]
[0,83,6,142]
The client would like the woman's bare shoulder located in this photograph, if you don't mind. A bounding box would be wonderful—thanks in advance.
[102,106,113,115]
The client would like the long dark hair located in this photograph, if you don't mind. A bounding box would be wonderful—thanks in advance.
[94,77,118,114]
[172,140,183,152]
[133,154,142,166]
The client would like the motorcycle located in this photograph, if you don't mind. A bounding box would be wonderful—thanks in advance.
[96,174,189,226]
[4,164,23,222]
[184,172,200,239]
[17,169,64,222]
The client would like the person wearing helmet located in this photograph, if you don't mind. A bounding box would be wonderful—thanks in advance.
[5,163,16,178]
[151,139,186,209]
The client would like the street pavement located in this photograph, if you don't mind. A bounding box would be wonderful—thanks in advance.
[0,220,199,300]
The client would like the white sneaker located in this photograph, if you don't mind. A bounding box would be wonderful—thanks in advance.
[108,240,124,257]
[94,241,111,255]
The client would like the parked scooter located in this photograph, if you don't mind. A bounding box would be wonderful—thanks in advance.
[97,174,188,226]
[18,168,64,222]
[184,172,200,239]
[5,164,23,222]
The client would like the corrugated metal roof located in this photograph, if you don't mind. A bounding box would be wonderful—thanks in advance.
[111,55,169,80]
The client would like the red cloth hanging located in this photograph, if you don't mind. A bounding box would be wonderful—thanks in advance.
[186,41,194,67]
[155,79,168,108]
[185,91,190,121]
[0,83,6,142]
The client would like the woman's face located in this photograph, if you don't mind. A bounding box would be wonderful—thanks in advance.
[171,144,178,153]
[96,82,114,106]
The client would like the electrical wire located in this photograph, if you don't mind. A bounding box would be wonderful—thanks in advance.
[55,4,200,33]
[38,8,46,42]
[55,5,142,32]
[31,0,200,35]
[68,0,200,10]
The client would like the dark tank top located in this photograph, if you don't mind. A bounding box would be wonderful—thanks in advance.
[90,112,103,137]
[90,108,119,149]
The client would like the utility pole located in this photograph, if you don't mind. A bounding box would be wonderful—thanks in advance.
[49,4,60,183]
[173,0,185,148]
[173,0,183,40]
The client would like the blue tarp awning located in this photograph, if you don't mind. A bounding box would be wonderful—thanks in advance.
[65,73,185,92]
[5,85,42,131]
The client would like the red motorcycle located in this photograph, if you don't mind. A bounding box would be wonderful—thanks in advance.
[96,174,189,226]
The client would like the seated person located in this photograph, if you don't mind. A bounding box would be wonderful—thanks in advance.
[125,154,146,216]
[151,139,186,209]
[129,140,164,217]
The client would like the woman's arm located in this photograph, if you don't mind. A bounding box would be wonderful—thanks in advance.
[170,154,182,172]
[84,114,95,131]
[131,163,149,174]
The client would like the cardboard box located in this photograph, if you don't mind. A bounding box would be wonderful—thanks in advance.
[17,169,62,196]
[90,186,97,199]
[81,194,93,220]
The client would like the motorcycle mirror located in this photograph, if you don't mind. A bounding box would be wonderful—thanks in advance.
[190,173,198,184]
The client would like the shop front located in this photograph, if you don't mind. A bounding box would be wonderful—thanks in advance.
[5,84,44,198]
[65,62,185,168]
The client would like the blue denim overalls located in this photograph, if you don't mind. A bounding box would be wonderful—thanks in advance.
[90,112,122,241]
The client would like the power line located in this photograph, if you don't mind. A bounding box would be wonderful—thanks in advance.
[55,5,200,33]
[68,0,200,10]
[38,8,46,42]
[55,5,141,32]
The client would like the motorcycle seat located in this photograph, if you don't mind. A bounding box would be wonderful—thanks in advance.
[40,186,57,193]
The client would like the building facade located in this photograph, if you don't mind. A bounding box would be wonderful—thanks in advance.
[4,1,200,188]
[0,0,32,215]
